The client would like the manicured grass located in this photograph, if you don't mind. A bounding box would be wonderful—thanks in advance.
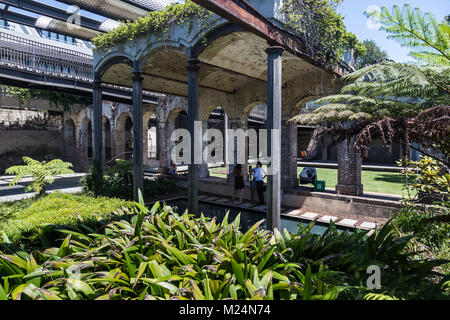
[0,192,135,244]
[309,168,406,196]
[209,166,406,196]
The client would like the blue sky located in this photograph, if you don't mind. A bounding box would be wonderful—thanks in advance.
[338,0,450,62]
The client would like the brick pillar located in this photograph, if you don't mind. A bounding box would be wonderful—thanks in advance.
[336,136,363,196]
[281,118,298,188]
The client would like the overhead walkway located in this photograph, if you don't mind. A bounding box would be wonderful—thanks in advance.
[0,30,158,104]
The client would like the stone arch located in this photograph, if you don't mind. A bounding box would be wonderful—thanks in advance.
[191,23,246,59]
[95,53,135,80]
[166,107,187,124]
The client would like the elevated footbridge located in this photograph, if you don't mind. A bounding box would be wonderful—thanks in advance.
[0,29,158,104]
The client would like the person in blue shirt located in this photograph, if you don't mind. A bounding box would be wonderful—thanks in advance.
[253,161,266,205]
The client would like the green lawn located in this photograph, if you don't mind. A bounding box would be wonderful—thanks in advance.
[209,166,406,196]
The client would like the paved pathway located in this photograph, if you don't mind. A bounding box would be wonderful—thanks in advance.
[0,173,85,202]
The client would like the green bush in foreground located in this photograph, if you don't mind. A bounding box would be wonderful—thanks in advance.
[0,196,448,300]
[0,192,134,246]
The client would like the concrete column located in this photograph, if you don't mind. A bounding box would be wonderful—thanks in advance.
[281,117,298,188]
[266,45,284,231]
[336,122,363,196]
[93,78,103,174]
[187,58,200,214]
[132,64,143,201]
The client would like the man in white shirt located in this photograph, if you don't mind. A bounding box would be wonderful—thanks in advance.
[253,161,266,204]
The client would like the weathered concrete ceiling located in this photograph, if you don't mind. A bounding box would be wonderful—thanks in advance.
[99,29,325,98]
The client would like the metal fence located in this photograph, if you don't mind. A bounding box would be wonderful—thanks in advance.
[0,31,93,80]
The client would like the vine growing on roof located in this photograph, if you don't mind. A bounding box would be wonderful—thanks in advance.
[92,0,365,67]
[91,0,213,52]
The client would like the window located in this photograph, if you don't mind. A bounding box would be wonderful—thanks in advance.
[0,19,9,29]
[37,29,77,44]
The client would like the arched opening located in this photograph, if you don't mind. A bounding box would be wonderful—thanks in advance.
[148,115,158,159]
[63,119,76,158]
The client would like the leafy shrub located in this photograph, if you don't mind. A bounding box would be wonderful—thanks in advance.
[0,197,447,300]
[5,157,74,195]
[399,157,449,204]
[82,160,177,200]
[0,192,135,246]
[292,220,448,299]
[393,205,449,249]
[392,157,450,252]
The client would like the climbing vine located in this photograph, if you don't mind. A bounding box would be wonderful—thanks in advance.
[280,0,366,65]
[91,0,213,52]
[2,86,92,110]
[92,0,364,67]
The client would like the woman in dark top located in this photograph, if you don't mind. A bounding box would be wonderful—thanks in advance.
[232,164,245,204]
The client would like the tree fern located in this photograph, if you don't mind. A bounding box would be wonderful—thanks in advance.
[366,4,450,66]
[5,157,74,195]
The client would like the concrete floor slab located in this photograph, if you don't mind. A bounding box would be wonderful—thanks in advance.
[359,222,377,229]
[317,215,339,223]
[300,212,319,220]
[336,219,358,227]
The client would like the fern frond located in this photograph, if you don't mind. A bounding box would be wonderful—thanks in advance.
[364,293,401,300]
[366,4,450,65]
[4,157,74,194]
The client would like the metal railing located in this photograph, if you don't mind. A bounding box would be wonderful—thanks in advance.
[0,31,93,81]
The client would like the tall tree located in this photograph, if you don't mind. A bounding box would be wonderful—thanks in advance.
[290,4,450,165]
[355,39,389,69]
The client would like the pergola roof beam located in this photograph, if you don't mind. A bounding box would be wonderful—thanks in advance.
[0,7,99,40]
[54,0,151,21]
[0,0,106,32]
[142,71,235,94]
